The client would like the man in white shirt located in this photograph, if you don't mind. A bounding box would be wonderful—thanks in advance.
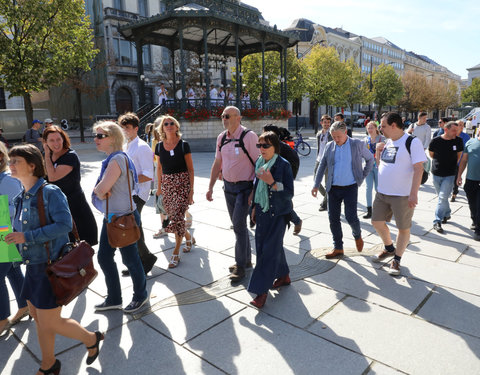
[372,112,426,276]
[209,84,218,106]
[157,83,168,106]
[119,112,157,275]
[187,84,196,107]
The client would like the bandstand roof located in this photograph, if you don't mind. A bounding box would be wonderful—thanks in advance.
[118,0,299,57]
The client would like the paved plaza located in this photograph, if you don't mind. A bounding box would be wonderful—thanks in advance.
[2,129,480,374]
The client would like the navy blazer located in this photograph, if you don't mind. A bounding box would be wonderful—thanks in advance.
[253,156,294,217]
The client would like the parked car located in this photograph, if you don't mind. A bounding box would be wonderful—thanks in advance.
[426,118,437,127]
[355,118,366,127]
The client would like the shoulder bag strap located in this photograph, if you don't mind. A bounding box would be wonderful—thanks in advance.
[124,157,134,212]
[36,183,51,264]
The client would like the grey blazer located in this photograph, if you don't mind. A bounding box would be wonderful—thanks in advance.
[314,137,374,192]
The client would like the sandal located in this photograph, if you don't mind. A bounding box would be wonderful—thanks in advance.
[185,212,193,228]
[153,228,167,239]
[168,254,180,268]
[39,359,61,375]
[86,331,104,365]
[182,237,196,253]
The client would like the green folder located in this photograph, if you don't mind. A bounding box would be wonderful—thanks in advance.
[0,195,22,263]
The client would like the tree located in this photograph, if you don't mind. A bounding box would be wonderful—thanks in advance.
[303,46,344,127]
[371,64,404,115]
[429,79,460,118]
[0,0,97,126]
[398,71,431,116]
[462,77,480,104]
[334,58,370,122]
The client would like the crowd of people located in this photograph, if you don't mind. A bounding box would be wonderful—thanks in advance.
[1,106,479,373]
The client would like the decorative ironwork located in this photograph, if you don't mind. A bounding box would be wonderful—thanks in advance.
[104,7,146,22]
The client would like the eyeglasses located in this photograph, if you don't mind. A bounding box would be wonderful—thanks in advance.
[8,158,23,165]
[93,133,109,139]
[221,114,236,119]
[163,122,175,127]
[256,143,273,149]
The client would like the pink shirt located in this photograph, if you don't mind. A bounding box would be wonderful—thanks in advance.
[215,125,259,182]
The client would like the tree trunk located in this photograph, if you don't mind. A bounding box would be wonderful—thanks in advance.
[23,92,34,128]
[75,87,85,142]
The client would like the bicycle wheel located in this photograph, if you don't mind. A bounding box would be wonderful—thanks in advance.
[296,141,311,156]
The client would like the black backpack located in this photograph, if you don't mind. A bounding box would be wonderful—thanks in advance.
[405,135,428,185]
[218,128,256,166]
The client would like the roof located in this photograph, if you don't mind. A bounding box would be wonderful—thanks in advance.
[467,63,480,71]
[284,18,316,42]
[371,36,402,50]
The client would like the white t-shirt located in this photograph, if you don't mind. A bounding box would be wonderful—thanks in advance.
[377,133,427,196]
[124,137,154,202]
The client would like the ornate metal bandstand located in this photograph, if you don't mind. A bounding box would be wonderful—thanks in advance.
[118,0,299,121]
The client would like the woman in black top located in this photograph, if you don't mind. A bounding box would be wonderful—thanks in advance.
[155,116,194,268]
[43,126,98,245]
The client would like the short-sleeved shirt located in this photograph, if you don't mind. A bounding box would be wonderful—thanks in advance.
[378,133,427,196]
[464,137,480,181]
[429,136,463,177]
[215,125,259,182]
[103,153,136,216]
[125,137,154,202]
[49,149,82,196]
[155,140,191,175]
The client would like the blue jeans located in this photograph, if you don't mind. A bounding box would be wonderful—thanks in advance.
[223,180,253,268]
[328,184,361,250]
[365,166,378,207]
[0,263,27,320]
[432,175,455,224]
[98,210,147,305]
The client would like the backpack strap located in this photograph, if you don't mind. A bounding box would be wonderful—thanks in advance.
[218,129,255,166]
[405,135,415,155]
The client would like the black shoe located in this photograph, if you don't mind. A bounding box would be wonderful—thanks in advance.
[433,222,444,233]
[142,254,158,275]
[474,233,480,241]
[229,266,245,282]
[319,204,327,212]
[450,195,456,202]
[363,207,372,219]
[123,297,149,313]
[95,300,122,311]
[122,269,130,277]
[229,262,252,272]
[471,222,476,230]
[442,216,451,224]
[86,331,104,365]
[38,359,61,374]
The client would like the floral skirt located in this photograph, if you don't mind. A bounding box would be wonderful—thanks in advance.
[162,171,190,237]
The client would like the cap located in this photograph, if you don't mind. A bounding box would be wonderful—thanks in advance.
[44,118,53,123]
[32,119,43,125]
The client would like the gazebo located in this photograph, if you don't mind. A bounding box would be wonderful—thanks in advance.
[118,0,299,114]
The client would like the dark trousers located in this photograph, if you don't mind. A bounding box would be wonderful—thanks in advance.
[314,162,328,208]
[133,195,154,264]
[223,180,253,268]
[328,184,361,250]
[452,166,460,195]
[464,179,480,233]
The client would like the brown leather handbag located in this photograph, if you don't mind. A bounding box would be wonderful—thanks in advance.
[37,184,98,306]
[106,157,140,248]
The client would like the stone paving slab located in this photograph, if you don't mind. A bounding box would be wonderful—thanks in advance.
[308,297,480,374]
[0,334,38,375]
[407,234,468,261]
[185,307,370,375]
[457,245,480,268]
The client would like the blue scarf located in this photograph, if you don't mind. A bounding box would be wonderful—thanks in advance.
[254,154,278,213]
[91,151,139,212]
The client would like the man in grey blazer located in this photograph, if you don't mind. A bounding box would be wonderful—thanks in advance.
[312,121,374,258]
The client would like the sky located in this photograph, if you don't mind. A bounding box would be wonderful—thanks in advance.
[242,0,479,79]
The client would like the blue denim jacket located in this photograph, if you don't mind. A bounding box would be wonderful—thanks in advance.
[13,178,72,265]
[253,156,294,217]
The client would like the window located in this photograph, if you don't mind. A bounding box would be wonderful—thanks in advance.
[114,0,123,10]
[159,0,166,12]
[138,0,148,17]
[113,38,151,69]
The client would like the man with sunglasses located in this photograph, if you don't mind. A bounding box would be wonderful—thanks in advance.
[118,112,157,275]
[206,106,259,281]
[311,121,374,259]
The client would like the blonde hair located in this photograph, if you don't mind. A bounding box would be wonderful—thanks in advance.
[0,141,8,173]
[92,121,125,151]
[366,121,380,135]
[158,116,182,141]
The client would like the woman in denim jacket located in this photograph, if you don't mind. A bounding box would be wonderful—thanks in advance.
[5,145,102,375]
[248,131,294,308]
[0,141,28,336]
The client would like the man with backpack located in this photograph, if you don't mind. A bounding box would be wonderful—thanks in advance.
[206,106,259,281]
[371,112,426,276]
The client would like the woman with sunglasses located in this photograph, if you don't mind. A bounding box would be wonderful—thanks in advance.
[92,122,148,313]
[42,126,98,245]
[154,116,194,268]
[248,131,294,308]
[0,141,29,337]
[5,144,102,375]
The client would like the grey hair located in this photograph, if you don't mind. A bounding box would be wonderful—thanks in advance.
[329,121,347,134]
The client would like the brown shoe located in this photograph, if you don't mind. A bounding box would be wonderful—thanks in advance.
[229,266,245,282]
[372,249,395,263]
[271,274,291,289]
[293,220,302,235]
[228,262,253,273]
[325,249,344,259]
[355,237,364,252]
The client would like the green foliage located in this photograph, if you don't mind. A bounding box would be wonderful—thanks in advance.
[0,0,98,123]
[334,58,370,115]
[371,64,404,114]
[234,49,306,102]
[462,78,480,104]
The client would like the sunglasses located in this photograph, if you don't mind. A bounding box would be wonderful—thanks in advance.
[93,133,109,139]
[256,143,273,149]
[163,122,175,127]
[221,114,236,119]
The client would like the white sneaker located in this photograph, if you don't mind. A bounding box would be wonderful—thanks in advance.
[153,229,167,239]
[388,260,401,276]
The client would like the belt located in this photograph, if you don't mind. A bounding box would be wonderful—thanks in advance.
[224,179,253,185]
[331,183,357,190]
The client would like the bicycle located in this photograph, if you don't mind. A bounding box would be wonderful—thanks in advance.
[293,129,311,156]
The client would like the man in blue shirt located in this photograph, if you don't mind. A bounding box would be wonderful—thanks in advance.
[311,121,374,258]
[451,120,472,202]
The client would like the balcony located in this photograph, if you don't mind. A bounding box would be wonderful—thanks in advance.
[104,7,147,22]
